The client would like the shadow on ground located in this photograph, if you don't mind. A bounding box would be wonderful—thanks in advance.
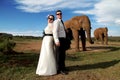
[67,59,120,72]
[87,46,120,52]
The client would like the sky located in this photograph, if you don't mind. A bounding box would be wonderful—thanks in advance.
[0,0,120,37]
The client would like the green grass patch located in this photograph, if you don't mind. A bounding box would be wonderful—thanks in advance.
[0,46,120,80]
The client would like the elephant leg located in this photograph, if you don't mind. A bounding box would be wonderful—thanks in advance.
[94,35,99,44]
[72,29,79,51]
[79,30,86,51]
[104,36,108,45]
[99,34,104,44]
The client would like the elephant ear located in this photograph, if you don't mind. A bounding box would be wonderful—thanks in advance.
[80,15,91,30]
[71,17,81,30]
[64,20,71,29]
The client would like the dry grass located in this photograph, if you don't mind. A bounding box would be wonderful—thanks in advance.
[14,39,120,54]
[14,40,41,53]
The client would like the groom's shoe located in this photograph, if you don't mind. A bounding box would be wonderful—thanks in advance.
[60,70,68,75]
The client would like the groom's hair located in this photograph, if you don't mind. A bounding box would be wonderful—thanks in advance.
[56,10,62,14]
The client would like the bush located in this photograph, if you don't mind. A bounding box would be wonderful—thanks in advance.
[0,33,16,54]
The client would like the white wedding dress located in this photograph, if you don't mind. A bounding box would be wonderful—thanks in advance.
[36,23,57,76]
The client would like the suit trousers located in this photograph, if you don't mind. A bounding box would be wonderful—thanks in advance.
[56,38,66,71]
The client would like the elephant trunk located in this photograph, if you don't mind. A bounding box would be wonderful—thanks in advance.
[86,29,94,44]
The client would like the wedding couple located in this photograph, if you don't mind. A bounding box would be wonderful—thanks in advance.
[36,10,68,76]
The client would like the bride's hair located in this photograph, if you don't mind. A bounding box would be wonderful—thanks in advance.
[47,15,55,21]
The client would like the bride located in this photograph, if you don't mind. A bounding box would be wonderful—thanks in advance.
[36,15,57,76]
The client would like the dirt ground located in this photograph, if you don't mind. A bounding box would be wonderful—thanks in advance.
[14,40,120,53]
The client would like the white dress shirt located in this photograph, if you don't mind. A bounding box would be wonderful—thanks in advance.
[53,19,66,43]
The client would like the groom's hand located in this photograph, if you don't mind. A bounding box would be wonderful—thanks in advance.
[55,42,60,46]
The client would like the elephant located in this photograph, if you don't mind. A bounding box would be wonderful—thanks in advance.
[94,27,108,45]
[64,15,94,51]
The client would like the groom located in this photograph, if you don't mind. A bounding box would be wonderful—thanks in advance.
[53,10,68,75]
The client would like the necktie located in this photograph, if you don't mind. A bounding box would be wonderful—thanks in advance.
[61,20,64,25]
[61,20,66,31]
